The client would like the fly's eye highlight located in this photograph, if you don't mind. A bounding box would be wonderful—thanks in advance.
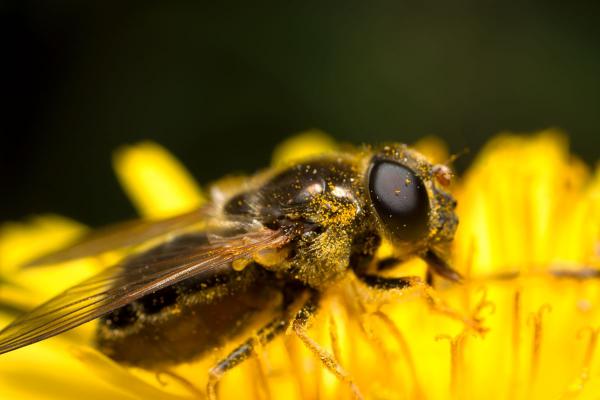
[368,159,430,241]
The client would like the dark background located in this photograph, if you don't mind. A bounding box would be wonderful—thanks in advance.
[2,1,599,226]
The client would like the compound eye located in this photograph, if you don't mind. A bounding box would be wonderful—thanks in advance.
[368,159,430,241]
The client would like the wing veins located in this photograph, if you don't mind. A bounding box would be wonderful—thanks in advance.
[0,228,290,354]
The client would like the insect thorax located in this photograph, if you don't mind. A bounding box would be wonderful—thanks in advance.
[225,157,371,288]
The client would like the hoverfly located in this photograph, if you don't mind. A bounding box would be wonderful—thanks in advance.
[0,142,459,398]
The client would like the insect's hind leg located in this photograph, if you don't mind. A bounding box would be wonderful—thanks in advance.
[206,316,287,400]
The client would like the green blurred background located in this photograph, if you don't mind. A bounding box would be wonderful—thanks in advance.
[1,1,599,225]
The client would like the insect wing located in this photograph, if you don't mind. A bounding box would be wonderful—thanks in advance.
[25,208,213,267]
[0,227,290,354]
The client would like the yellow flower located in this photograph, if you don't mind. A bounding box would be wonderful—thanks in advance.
[0,130,598,399]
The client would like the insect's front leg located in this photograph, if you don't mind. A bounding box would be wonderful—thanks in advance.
[354,274,486,334]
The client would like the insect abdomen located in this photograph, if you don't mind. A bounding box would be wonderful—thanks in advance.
[96,235,283,368]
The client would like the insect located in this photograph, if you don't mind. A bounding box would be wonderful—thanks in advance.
[0,143,460,398]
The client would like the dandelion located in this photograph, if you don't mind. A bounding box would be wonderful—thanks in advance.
[0,130,598,399]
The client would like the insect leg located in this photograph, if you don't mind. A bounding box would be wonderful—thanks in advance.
[291,292,364,400]
[355,274,418,290]
[373,257,433,285]
[206,316,287,400]
[355,274,486,333]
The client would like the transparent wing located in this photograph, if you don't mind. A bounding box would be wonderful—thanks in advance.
[25,207,216,267]
[0,226,291,354]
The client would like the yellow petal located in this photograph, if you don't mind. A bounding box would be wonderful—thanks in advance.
[0,338,133,400]
[71,347,191,400]
[113,142,205,219]
[0,215,110,311]
[271,130,338,166]
[412,135,450,165]
[453,130,593,277]
[0,215,87,274]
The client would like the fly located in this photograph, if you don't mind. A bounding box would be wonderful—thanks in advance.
[0,143,462,399]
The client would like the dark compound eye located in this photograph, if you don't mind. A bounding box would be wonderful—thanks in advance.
[368,159,430,241]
